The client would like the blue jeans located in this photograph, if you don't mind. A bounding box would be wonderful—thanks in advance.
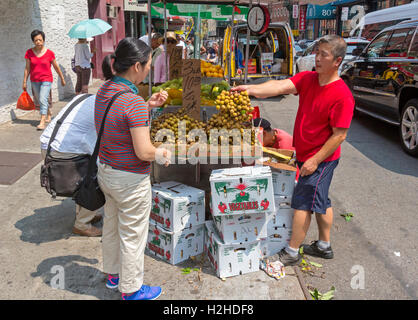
[31,81,52,115]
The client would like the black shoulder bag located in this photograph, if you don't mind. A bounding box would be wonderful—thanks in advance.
[40,94,93,198]
[73,90,130,211]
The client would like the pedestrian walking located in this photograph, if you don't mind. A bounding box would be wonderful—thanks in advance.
[232,35,355,266]
[23,29,66,130]
[96,37,171,300]
[74,38,95,95]
[40,94,102,237]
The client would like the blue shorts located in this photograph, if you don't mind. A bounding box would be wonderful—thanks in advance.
[291,160,339,214]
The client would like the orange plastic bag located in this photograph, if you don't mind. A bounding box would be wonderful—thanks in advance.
[17,91,35,111]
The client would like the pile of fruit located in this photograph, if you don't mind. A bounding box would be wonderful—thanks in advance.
[152,78,230,107]
[201,60,224,78]
[151,90,257,146]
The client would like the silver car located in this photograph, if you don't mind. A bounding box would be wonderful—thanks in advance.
[296,37,370,74]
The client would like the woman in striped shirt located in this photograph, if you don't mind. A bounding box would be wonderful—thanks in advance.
[95,38,170,301]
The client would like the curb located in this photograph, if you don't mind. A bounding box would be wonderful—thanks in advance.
[293,266,311,300]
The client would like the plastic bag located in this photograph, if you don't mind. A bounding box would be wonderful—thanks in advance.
[16,91,35,111]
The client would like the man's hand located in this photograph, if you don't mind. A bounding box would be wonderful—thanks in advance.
[147,90,168,109]
[300,157,319,177]
[230,85,253,96]
[61,78,66,87]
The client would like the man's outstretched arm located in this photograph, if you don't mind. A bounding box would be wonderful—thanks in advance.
[231,79,297,99]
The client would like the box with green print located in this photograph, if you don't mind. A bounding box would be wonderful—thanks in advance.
[209,166,275,216]
[150,181,205,232]
[204,221,261,279]
[212,212,267,244]
[147,221,205,265]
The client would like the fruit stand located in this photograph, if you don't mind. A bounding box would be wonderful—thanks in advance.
[136,1,270,214]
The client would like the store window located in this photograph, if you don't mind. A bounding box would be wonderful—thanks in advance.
[383,28,415,57]
[409,30,418,58]
[365,31,391,58]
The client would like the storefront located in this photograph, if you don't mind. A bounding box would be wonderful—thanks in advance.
[123,0,148,38]
[306,3,337,39]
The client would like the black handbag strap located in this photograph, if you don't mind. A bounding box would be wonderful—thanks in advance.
[45,93,93,158]
[87,90,131,174]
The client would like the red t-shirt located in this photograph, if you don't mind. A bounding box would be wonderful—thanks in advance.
[290,71,354,162]
[272,129,295,150]
[25,48,55,82]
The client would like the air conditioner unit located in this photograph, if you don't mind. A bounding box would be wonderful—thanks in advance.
[107,5,118,19]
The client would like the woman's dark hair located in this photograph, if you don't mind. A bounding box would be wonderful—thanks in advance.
[31,29,45,41]
[102,37,152,80]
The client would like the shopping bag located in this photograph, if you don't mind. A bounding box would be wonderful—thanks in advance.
[16,91,35,111]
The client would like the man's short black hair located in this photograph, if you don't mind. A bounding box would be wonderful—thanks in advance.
[253,118,272,132]
[31,29,45,41]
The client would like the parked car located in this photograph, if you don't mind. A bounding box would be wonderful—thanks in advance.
[294,43,304,62]
[341,20,418,156]
[296,38,370,74]
[350,2,418,41]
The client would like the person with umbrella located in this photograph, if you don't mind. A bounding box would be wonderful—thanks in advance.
[74,38,96,95]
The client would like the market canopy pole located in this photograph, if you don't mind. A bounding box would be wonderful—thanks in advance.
[148,0,152,99]
[227,0,237,85]
[194,4,201,59]
[164,0,168,82]
[244,0,253,84]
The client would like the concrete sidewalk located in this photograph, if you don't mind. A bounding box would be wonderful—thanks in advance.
[0,81,307,300]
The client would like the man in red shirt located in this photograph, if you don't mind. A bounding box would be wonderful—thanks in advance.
[253,117,294,150]
[232,35,354,266]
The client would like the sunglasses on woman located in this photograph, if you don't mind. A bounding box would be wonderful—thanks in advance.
[167,39,177,44]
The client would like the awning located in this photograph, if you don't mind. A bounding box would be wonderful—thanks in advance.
[306,3,337,20]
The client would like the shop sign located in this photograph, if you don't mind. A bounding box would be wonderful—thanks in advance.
[341,7,349,21]
[124,0,147,12]
[268,3,290,23]
[299,5,307,31]
[292,5,299,19]
[306,4,336,20]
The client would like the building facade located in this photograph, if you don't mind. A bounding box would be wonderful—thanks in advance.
[0,0,89,122]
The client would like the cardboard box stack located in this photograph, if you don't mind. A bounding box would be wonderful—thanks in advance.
[259,151,298,258]
[205,166,276,278]
[147,181,206,265]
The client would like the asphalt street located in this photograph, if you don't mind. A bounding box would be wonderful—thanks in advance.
[259,94,418,300]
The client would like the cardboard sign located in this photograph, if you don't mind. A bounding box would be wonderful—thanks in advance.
[182,59,201,120]
[169,46,183,80]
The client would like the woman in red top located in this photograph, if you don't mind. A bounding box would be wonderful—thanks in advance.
[23,30,66,130]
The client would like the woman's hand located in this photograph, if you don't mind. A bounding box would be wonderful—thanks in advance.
[155,147,172,167]
[22,82,27,91]
[61,78,66,87]
[230,85,252,95]
[147,90,168,109]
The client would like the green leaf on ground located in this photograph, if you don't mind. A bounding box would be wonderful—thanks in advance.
[310,261,323,268]
[321,286,335,300]
[341,212,354,222]
[181,268,191,274]
[309,286,335,300]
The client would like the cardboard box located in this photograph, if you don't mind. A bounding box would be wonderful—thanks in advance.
[212,212,267,244]
[267,207,293,229]
[274,194,292,209]
[204,221,261,279]
[147,221,205,265]
[258,149,297,196]
[260,227,292,258]
[209,166,275,216]
[151,181,205,232]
